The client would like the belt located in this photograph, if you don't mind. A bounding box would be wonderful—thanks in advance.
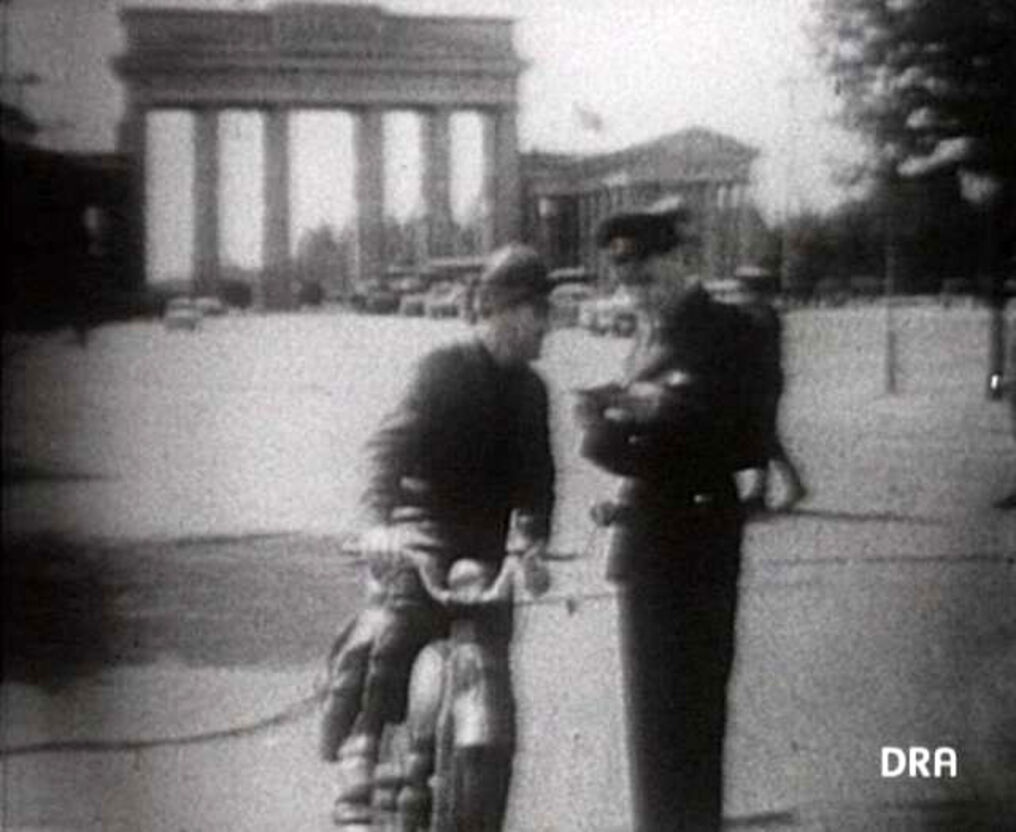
[591,492,738,527]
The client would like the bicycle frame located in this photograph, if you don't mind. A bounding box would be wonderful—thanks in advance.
[342,554,520,832]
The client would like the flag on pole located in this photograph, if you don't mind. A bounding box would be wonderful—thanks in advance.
[572,103,606,134]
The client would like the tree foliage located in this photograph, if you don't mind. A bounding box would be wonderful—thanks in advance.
[772,182,985,297]
[812,0,1016,188]
[812,0,1015,300]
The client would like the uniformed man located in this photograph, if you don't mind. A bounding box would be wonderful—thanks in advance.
[320,243,556,828]
[575,205,764,831]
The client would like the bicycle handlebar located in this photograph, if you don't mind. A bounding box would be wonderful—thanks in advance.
[338,532,528,607]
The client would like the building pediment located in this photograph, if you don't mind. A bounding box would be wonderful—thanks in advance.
[525,126,758,189]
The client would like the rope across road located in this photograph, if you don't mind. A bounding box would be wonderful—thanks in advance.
[3,536,1009,758]
[0,674,333,759]
[0,545,602,760]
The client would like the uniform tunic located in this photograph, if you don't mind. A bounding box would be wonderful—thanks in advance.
[580,284,760,832]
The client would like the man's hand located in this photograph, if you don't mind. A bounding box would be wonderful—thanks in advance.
[519,540,551,598]
[355,525,407,558]
[572,383,623,428]
[349,525,447,601]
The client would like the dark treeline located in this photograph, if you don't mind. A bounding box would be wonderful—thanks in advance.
[768,172,994,300]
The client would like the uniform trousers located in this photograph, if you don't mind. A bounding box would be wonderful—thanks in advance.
[612,505,744,832]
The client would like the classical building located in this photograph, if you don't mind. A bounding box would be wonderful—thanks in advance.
[112,4,762,305]
[522,127,760,282]
[113,2,525,307]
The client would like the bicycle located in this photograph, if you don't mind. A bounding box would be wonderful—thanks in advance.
[324,545,543,831]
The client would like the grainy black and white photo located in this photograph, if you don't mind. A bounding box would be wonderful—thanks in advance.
[3,1,1014,830]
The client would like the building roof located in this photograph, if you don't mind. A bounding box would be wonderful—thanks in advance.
[524,126,758,192]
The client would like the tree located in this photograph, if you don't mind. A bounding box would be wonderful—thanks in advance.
[813,0,1015,387]
[812,0,1015,271]
[813,0,1015,189]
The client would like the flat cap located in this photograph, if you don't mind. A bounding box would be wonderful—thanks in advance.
[477,244,552,313]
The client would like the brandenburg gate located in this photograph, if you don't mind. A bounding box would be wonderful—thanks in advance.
[113,3,525,306]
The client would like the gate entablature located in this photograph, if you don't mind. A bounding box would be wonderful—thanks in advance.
[114,3,524,303]
[115,4,524,109]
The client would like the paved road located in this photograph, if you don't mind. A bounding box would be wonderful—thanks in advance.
[2,308,1014,830]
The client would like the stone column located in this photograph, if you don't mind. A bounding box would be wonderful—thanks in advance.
[577,193,589,273]
[583,192,599,279]
[263,107,292,309]
[731,183,746,270]
[716,184,729,277]
[494,106,521,247]
[703,182,720,279]
[481,107,522,252]
[480,112,498,253]
[422,107,453,259]
[193,108,220,294]
[117,104,148,286]
[535,195,557,267]
[355,107,386,285]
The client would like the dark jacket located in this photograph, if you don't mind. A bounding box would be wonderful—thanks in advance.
[582,284,765,486]
[360,340,555,561]
[579,284,761,581]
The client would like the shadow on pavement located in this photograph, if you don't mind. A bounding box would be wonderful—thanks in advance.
[2,534,117,689]
[2,533,363,689]
[724,797,1014,829]
[2,461,112,484]
[751,507,949,525]
[791,797,1016,831]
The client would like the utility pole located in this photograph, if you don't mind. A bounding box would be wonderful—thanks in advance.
[778,73,807,295]
[777,71,827,295]
[958,169,1008,400]
[883,174,899,395]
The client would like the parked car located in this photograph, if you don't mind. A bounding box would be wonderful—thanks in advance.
[549,283,596,328]
[813,276,850,307]
[398,292,427,316]
[163,297,201,331]
[296,281,324,308]
[579,289,638,336]
[848,275,883,300]
[939,277,977,307]
[350,282,400,314]
[548,266,596,286]
[193,295,227,317]
[425,282,468,319]
[390,276,427,297]
[420,256,485,287]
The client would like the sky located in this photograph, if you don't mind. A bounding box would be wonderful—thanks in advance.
[2,0,863,279]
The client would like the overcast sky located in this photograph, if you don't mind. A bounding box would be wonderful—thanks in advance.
[3,0,862,278]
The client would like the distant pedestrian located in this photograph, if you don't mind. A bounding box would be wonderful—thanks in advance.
[993,321,1016,509]
[575,205,767,831]
[730,266,808,513]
